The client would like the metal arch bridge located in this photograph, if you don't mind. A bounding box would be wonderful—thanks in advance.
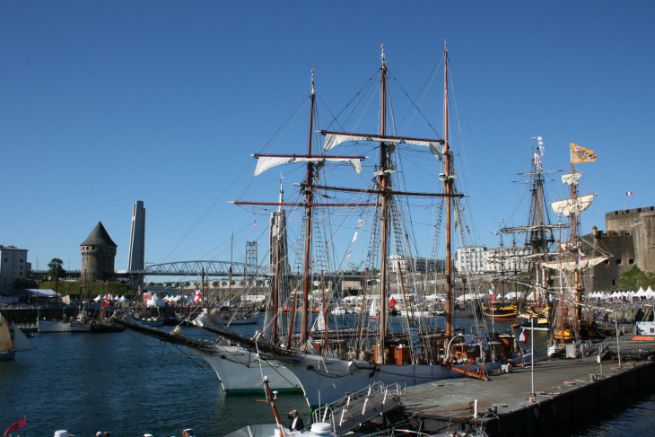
[133,260,269,277]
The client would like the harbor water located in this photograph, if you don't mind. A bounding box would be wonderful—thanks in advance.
[0,324,307,436]
[1,318,652,436]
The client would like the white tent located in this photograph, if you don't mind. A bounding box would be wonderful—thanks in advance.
[456,293,479,302]
[645,287,655,299]
[146,294,166,308]
[423,293,446,302]
[501,291,521,300]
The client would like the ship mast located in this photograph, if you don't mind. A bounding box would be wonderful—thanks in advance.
[271,178,284,344]
[442,43,454,341]
[377,45,390,364]
[569,161,582,339]
[300,70,317,345]
[232,72,372,350]
[527,138,552,255]
[527,138,552,302]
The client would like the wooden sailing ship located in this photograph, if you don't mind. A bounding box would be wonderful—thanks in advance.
[491,136,562,327]
[227,45,522,408]
[544,143,607,355]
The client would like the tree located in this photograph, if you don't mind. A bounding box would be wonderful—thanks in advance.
[48,258,66,292]
[48,258,66,278]
[616,266,655,290]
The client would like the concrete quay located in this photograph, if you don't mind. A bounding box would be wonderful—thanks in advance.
[401,357,655,436]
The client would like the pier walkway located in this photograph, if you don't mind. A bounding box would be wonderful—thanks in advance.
[402,357,655,436]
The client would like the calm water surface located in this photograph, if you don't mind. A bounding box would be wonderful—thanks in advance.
[0,325,306,436]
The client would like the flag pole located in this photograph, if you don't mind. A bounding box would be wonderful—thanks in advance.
[529,315,536,402]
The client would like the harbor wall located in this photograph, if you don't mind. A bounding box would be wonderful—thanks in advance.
[485,361,655,437]
[605,206,655,274]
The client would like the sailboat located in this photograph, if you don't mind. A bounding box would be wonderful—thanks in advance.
[178,70,366,396]
[544,143,607,356]
[1,311,33,361]
[238,45,517,408]
[494,136,561,329]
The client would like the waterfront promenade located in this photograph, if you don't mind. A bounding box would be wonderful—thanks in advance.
[403,356,655,436]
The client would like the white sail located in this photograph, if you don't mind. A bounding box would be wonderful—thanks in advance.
[312,309,326,332]
[369,296,378,318]
[254,156,362,176]
[561,172,583,186]
[541,256,607,272]
[551,194,595,216]
[11,325,33,352]
[0,314,12,352]
[323,133,443,159]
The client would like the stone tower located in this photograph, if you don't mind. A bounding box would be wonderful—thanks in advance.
[81,221,117,282]
[606,206,655,274]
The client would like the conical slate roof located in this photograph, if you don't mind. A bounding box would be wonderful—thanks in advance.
[81,221,117,247]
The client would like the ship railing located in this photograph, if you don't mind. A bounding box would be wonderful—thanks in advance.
[312,381,404,434]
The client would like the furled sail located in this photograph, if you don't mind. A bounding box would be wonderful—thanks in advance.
[323,133,443,159]
[561,172,583,186]
[551,194,595,217]
[541,256,607,272]
[254,156,363,176]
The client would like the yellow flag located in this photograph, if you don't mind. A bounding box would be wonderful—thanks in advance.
[570,143,597,164]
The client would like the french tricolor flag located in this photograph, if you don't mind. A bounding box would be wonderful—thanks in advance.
[626,191,634,197]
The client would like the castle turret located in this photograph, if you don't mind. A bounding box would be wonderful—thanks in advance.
[81,221,117,282]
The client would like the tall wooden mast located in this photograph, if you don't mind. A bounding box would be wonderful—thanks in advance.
[271,178,284,344]
[300,70,316,344]
[569,162,582,339]
[376,45,390,364]
[442,43,454,341]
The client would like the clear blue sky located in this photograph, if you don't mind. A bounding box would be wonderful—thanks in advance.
[1,1,653,272]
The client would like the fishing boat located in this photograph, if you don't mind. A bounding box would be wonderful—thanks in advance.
[90,306,125,333]
[38,318,91,333]
[1,312,33,360]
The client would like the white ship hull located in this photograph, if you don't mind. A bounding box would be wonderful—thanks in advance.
[38,320,71,333]
[199,345,302,394]
[38,320,91,333]
[281,354,460,408]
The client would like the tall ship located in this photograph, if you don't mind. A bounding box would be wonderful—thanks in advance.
[543,143,607,355]
[489,136,562,327]
[226,45,520,408]
[121,46,521,405]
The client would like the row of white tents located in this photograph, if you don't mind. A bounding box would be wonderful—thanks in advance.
[587,287,655,300]
[92,294,129,303]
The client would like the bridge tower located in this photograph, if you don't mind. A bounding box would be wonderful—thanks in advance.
[245,241,258,276]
